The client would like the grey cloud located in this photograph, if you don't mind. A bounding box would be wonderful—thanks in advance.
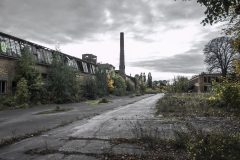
[130,29,221,74]
[0,0,206,44]
[130,51,205,74]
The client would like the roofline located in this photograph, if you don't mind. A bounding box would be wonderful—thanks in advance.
[0,31,96,65]
[190,73,222,80]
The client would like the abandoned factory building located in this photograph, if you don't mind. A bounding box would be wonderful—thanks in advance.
[0,32,97,95]
[189,73,222,93]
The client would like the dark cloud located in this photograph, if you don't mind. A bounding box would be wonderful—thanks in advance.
[0,0,206,44]
[130,50,205,74]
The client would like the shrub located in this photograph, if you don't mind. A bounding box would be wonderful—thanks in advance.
[15,47,44,103]
[48,58,79,103]
[155,93,225,117]
[139,84,146,94]
[0,96,15,109]
[126,79,135,93]
[107,77,114,93]
[113,74,126,96]
[145,88,159,94]
[15,78,30,108]
[96,72,108,97]
[98,98,109,103]
[82,77,98,100]
[210,80,240,110]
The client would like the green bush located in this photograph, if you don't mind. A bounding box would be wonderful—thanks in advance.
[126,79,135,93]
[155,93,227,117]
[82,77,98,100]
[15,78,30,108]
[48,58,79,103]
[98,98,109,103]
[15,47,44,103]
[210,81,240,110]
[0,96,15,109]
[221,83,240,109]
[145,88,159,94]
[113,74,126,96]
[95,67,109,97]
[139,84,146,94]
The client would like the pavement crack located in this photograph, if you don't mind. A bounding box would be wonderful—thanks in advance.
[0,117,81,149]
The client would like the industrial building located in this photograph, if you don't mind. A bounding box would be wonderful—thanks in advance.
[0,32,97,95]
[189,73,222,92]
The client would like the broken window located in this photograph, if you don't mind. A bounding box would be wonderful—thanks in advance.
[9,39,17,56]
[204,77,207,83]
[36,48,45,63]
[82,62,89,73]
[92,65,96,74]
[66,57,78,69]
[0,80,7,94]
[44,50,53,64]
[204,86,208,92]
[14,41,21,56]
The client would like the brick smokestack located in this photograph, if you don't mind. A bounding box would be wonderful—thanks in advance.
[119,32,125,75]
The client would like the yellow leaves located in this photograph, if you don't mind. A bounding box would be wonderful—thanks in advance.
[233,59,240,77]
[107,77,114,92]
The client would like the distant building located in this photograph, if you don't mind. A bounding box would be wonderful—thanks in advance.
[0,32,97,95]
[82,54,97,64]
[189,73,222,92]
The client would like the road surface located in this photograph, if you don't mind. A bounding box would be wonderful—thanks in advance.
[0,94,164,160]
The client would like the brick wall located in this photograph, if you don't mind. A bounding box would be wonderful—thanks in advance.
[0,57,17,94]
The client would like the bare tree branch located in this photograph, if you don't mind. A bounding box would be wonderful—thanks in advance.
[204,36,237,76]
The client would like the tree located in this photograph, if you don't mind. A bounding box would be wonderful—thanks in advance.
[171,76,189,93]
[204,37,237,76]
[196,0,240,26]
[15,47,44,103]
[82,76,97,100]
[147,72,153,88]
[48,57,78,103]
[95,66,109,97]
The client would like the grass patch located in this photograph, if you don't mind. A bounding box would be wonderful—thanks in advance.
[156,93,233,117]
[35,106,72,115]
[127,119,240,160]
[85,98,110,105]
[144,88,161,94]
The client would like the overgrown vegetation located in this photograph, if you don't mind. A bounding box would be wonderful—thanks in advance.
[167,76,189,93]
[209,80,240,110]
[15,77,30,108]
[154,92,240,159]
[82,76,98,100]
[15,47,44,104]
[127,117,240,160]
[47,57,80,103]
[156,93,240,117]
[0,47,158,109]
[112,74,126,96]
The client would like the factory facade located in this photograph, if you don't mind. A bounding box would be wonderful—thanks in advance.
[189,73,222,93]
[0,32,97,95]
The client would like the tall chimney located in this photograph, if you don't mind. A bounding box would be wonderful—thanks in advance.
[119,32,125,75]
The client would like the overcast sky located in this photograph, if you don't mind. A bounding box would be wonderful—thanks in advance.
[0,0,223,80]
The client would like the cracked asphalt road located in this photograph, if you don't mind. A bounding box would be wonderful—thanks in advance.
[0,94,164,160]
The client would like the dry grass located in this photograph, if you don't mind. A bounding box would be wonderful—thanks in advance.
[155,93,234,117]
